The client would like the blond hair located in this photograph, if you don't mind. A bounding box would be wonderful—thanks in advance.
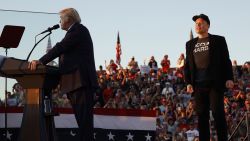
[59,8,81,23]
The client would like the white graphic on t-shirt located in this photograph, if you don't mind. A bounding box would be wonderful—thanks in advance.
[194,42,209,53]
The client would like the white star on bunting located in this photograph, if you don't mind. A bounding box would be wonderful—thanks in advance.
[145,133,152,141]
[3,130,12,140]
[126,132,134,141]
[107,132,115,140]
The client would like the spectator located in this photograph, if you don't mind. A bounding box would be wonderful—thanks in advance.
[245,99,250,111]
[166,117,178,136]
[148,56,158,73]
[173,126,187,141]
[243,61,250,73]
[61,94,71,108]
[97,65,106,77]
[127,56,139,72]
[186,123,199,141]
[176,53,185,71]
[7,91,17,106]
[161,55,171,74]
[105,59,118,75]
[102,84,113,104]
[175,105,186,120]
[186,100,196,123]
[232,60,242,82]
[12,83,25,107]
[162,82,176,98]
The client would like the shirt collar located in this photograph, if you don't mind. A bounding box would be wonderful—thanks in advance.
[67,22,76,31]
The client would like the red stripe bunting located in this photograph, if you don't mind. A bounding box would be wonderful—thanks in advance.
[0,107,156,117]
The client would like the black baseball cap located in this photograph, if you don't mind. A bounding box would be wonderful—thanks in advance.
[192,14,210,25]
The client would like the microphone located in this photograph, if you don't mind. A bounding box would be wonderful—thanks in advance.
[26,24,60,61]
[38,24,60,35]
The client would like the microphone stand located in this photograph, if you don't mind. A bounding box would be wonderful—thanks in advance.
[4,48,8,141]
[26,31,52,61]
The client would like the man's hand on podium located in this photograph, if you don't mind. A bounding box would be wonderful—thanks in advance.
[28,60,42,70]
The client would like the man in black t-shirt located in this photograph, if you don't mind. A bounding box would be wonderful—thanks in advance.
[184,14,234,141]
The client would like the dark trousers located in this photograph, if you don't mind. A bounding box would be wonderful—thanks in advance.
[67,87,94,141]
[194,85,228,141]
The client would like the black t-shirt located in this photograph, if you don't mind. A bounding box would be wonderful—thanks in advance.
[193,37,211,82]
[193,37,210,69]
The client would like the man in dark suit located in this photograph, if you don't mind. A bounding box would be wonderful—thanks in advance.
[184,14,234,141]
[29,8,97,141]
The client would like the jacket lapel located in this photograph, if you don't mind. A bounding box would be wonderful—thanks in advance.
[190,37,198,70]
[208,34,215,64]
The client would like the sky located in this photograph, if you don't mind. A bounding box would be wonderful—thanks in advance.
[0,0,250,100]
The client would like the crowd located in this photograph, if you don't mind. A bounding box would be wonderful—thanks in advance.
[1,55,250,141]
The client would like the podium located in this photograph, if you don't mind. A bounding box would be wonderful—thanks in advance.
[0,55,60,141]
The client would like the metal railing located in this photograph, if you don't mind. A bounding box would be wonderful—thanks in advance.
[228,112,250,141]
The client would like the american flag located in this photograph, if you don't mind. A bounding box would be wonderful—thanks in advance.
[0,107,156,141]
[115,32,122,65]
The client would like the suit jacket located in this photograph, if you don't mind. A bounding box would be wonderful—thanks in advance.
[39,23,98,93]
[184,34,233,91]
